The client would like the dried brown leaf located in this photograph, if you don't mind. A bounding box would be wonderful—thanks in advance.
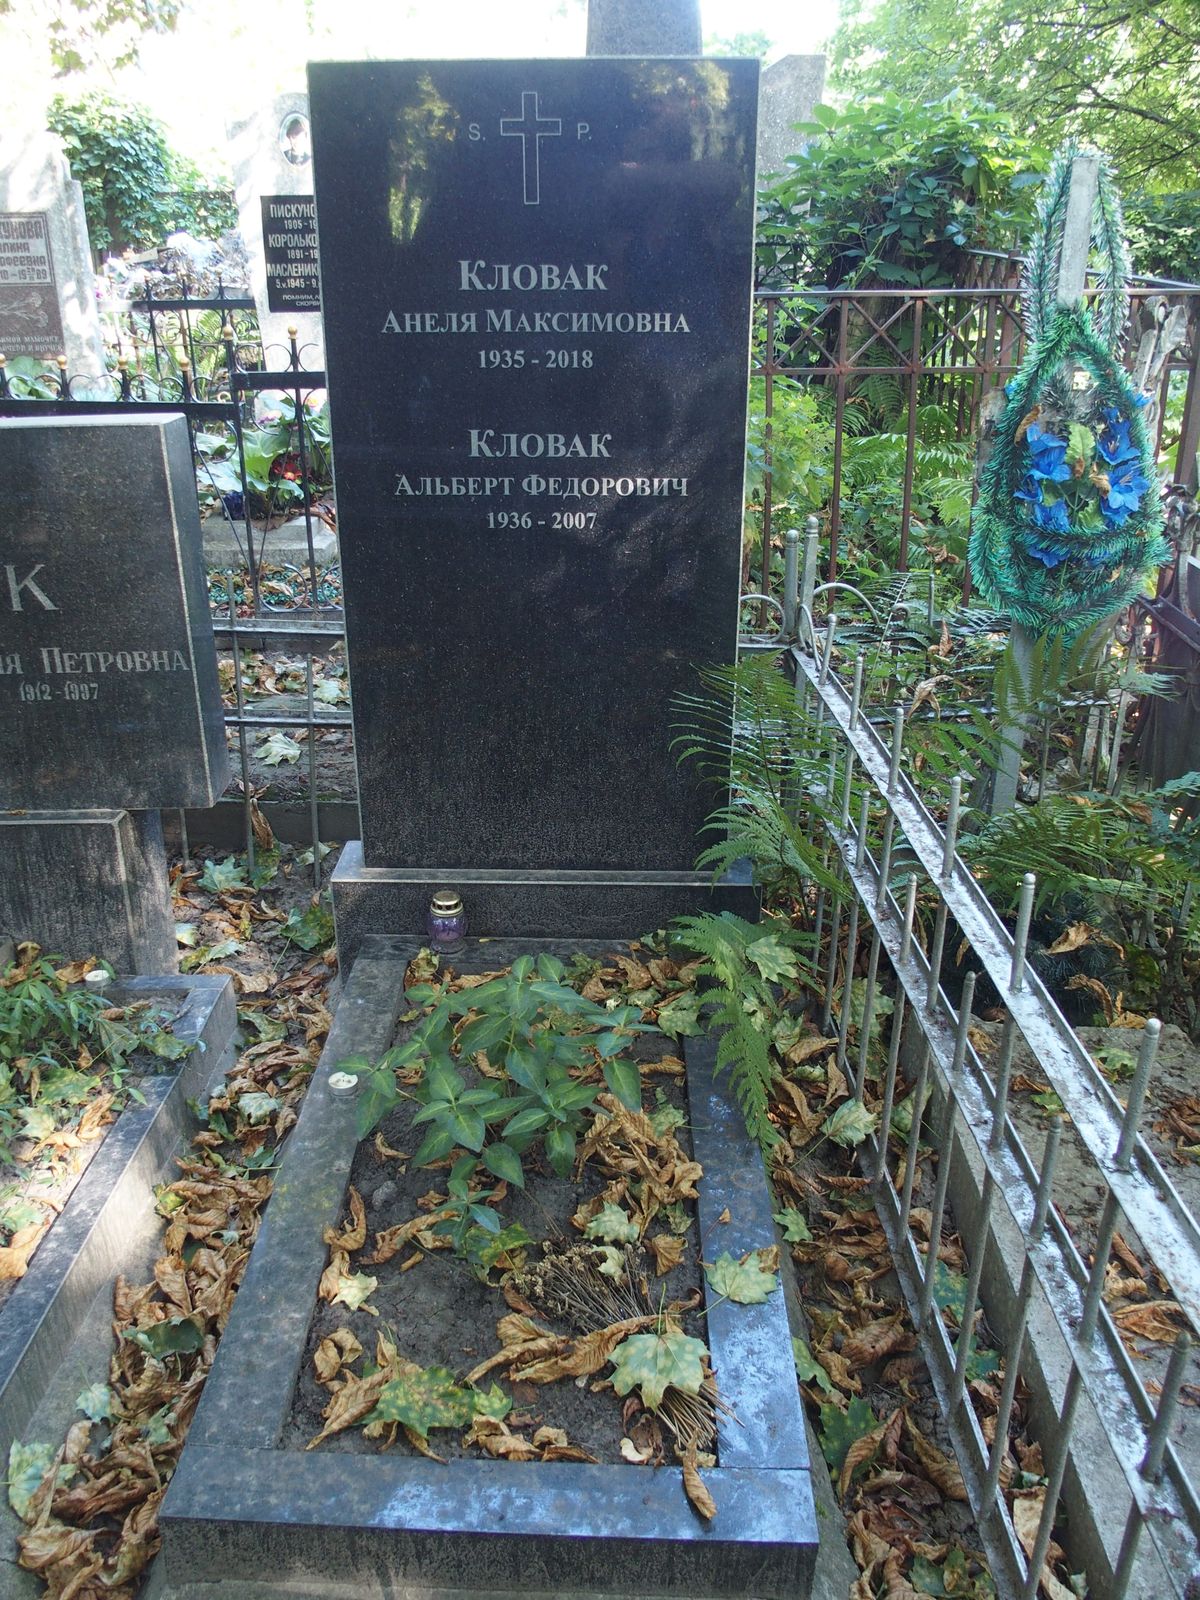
[0,1221,46,1280]
[681,1441,717,1520]
[322,1186,367,1252]
[512,1315,657,1384]
[904,1415,968,1500]
[306,1368,388,1449]
[841,1313,911,1369]
[1113,1299,1186,1343]
[840,1408,898,1497]
[648,1234,686,1276]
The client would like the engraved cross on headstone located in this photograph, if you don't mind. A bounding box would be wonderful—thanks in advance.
[500,91,562,206]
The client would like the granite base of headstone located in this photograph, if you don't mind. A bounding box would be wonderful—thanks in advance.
[0,134,107,380]
[0,809,176,972]
[228,92,324,369]
[757,55,827,180]
[1,413,229,976]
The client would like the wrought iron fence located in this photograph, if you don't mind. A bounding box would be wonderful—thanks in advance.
[751,273,1200,598]
[781,617,1199,1599]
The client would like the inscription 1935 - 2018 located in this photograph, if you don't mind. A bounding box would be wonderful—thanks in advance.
[308,58,758,873]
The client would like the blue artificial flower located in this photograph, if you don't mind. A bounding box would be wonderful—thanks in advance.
[1025,537,1069,569]
[1031,496,1071,533]
[1025,423,1072,483]
[1101,458,1151,524]
[1096,414,1139,468]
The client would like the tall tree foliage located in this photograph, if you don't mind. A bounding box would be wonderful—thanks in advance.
[830,0,1200,192]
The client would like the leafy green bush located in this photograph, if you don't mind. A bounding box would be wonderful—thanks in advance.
[0,947,189,1176]
[757,91,1045,288]
[1122,191,1200,285]
[47,91,236,257]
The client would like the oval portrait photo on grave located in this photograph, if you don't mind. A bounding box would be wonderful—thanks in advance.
[279,112,311,166]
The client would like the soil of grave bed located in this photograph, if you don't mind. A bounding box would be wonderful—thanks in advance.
[0,1006,186,1315]
[283,1032,704,1465]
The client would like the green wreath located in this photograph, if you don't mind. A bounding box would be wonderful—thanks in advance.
[968,147,1167,638]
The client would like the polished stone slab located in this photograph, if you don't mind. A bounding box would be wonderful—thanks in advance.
[0,808,176,972]
[0,414,229,811]
[159,940,817,1597]
[0,974,235,1465]
[307,59,758,874]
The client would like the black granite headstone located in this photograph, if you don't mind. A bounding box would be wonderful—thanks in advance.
[309,59,756,892]
[260,195,321,313]
[0,415,229,810]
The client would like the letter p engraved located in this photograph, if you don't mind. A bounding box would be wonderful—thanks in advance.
[499,91,562,206]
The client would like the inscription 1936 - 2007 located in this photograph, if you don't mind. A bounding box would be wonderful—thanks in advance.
[308,59,758,872]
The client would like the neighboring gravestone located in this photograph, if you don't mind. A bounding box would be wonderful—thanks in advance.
[586,0,700,54]
[228,93,324,367]
[0,414,230,970]
[757,55,827,180]
[0,134,106,380]
[309,58,759,953]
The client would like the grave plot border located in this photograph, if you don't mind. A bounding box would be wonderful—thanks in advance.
[0,973,236,1464]
[159,936,817,1600]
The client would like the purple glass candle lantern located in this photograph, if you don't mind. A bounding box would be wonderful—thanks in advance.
[426,888,467,953]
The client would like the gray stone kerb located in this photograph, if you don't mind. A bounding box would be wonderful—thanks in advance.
[159,936,818,1599]
[0,973,236,1464]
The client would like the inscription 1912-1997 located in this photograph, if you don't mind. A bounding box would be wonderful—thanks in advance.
[308,59,759,872]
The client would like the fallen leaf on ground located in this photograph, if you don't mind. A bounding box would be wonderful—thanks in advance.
[905,1414,968,1500]
[681,1441,716,1519]
[322,1186,367,1252]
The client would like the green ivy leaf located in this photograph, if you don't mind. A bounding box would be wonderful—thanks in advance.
[773,1208,812,1243]
[128,1315,206,1358]
[237,1091,279,1126]
[7,1441,57,1522]
[585,1202,640,1244]
[280,900,335,951]
[609,1330,708,1412]
[704,1250,779,1304]
[199,857,248,893]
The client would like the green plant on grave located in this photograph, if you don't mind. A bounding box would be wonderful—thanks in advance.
[668,913,816,1156]
[195,392,333,523]
[0,947,189,1180]
[352,954,653,1194]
